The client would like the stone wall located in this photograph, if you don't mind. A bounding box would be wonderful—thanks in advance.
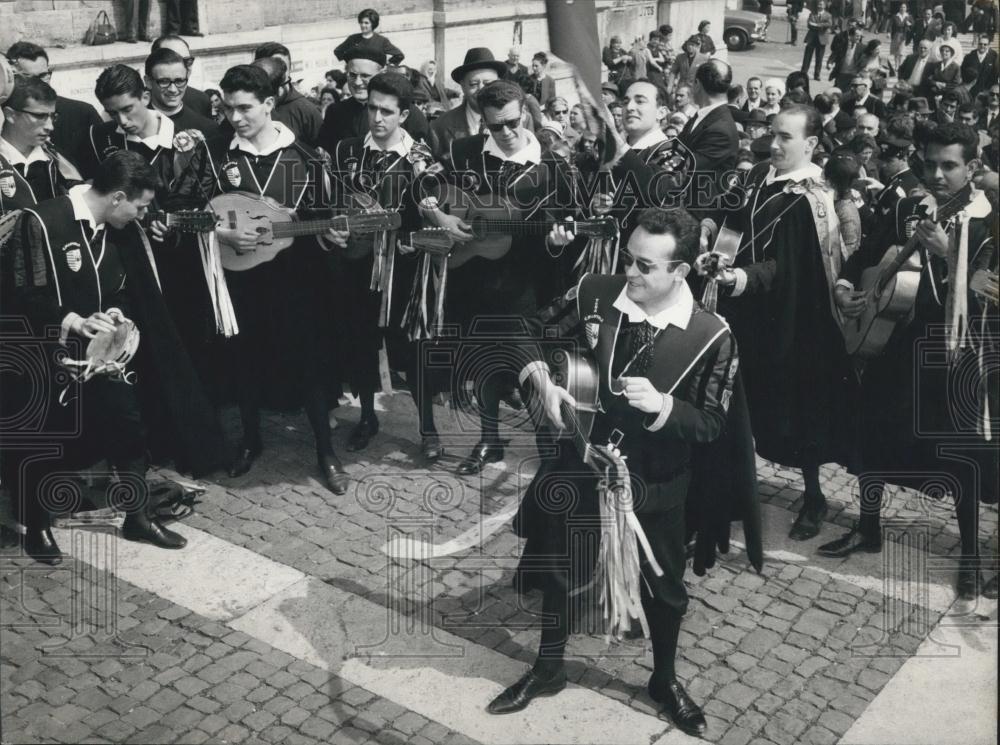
[5,0,725,111]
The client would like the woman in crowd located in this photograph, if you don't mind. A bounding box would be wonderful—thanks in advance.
[334,8,405,65]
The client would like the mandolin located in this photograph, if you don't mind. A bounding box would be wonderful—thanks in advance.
[211,191,401,272]
[842,185,974,359]
[141,209,216,234]
[424,184,616,268]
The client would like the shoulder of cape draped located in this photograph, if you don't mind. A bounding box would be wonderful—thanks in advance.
[114,220,229,477]
[781,175,844,320]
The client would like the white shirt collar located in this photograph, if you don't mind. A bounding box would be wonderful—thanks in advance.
[363,128,415,157]
[0,136,50,167]
[483,128,542,165]
[764,161,823,185]
[613,280,693,330]
[230,121,296,156]
[465,105,482,137]
[689,100,727,130]
[119,109,175,150]
[628,127,668,150]
[68,184,103,233]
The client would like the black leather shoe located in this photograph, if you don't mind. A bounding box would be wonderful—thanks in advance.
[229,442,261,477]
[319,454,349,495]
[487,669,567,714]
[23,528,62,566]
[649,678,707,737]
[122,512,187,549]
[456,441,504,475]
[817,526,882,558]
[983,574,999,600]
[346,417,379,452]
[421,434,444,461]
[789,500,828,541]
[957,568,983,600]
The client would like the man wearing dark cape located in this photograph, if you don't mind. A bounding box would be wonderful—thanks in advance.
[490,208,760,737]
[1,151,227,565]
[702,104,855,542]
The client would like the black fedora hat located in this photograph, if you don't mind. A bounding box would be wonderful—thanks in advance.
[451,48,507,83]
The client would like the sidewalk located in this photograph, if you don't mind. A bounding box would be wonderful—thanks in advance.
[2,393,997,744]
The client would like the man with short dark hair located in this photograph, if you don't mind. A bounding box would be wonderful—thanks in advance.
[327,72,432,455]
[671,36,708,91]
[490,206,743,738]
[742,76,763,112]
[319,47,429,156]
[0,78,72,214]
[2,151,226,564]
[826,122,997,599]
[700,105,854,542]
[150,36,212,117]
[167,64,347,494]
[801,0,834,81]
[526,52,555,106]
[144,47,218,136]
[961,34,998,96]
[679,59,740,208]
[251,54,322,147]
[5,42,102,171]
[418,80,577,474]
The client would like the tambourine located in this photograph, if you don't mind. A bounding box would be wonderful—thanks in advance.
[62,316,140,383]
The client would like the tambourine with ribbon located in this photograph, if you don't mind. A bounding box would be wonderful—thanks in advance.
[61,315,140,384]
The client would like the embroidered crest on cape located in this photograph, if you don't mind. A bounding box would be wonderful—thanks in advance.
[63,241,82,272]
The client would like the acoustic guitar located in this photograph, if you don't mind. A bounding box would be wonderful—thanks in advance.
[211,191,401,272]
[842,185,974,359]
[425,184,617,268]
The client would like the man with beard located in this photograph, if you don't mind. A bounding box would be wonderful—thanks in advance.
[319,48,428,155]
[699,105,853,540]
[820,123,998,599]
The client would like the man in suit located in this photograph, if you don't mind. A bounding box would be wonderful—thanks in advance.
[428,47,506,162]
[801,0,834,81]
[898,39,935,98]
[679,59,740,211]
[961,34,998,96]
[827,23,865,90]
[488,207,738,738]
[843,75,887,118]
[742,76,763,112]
[505,47,528,88]
[5,42,102,172]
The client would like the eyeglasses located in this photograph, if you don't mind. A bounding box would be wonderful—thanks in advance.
[153,76,189,90]
[12,108,58,124]
[484,117,521,133]
[14,69,53,83]
[620,248,685,274]
[551,108,568,115]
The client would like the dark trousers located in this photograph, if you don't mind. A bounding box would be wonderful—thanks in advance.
[164,0,199,34]
[122,0,150,39]
[802,34,827,77]
[535,501,689,680]
[14,377,146,532]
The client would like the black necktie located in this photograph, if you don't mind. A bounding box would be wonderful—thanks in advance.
[497,160,523,193]
[624,320,656,376]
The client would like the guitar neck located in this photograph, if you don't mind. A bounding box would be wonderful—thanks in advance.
[476,218,603,238]
[271,216,351,238]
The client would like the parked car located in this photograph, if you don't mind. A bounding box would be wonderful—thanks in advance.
[724,9,768,51]
[739,0,786,9]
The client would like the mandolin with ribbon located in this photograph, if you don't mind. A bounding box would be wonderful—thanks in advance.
[211,191,401,271]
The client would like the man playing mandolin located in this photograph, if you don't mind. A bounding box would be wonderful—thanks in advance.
[489,207,740,737]
[168,64,349,494]
[822,122,998,600]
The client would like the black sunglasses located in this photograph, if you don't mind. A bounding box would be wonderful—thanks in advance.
[620,248,685,274]
[485,117,521,133]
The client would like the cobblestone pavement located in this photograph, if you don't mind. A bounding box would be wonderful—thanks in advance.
[2,391,997,745]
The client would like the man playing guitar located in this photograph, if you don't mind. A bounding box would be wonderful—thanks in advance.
[418,79,578,475]
[823,122,998,600]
